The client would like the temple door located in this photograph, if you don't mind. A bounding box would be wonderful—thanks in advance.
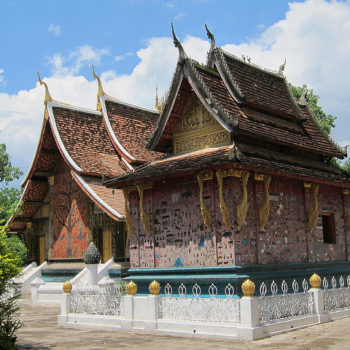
[102,228,112,263]
[39,236,45,264]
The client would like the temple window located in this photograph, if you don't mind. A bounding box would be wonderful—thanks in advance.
[321,213,336,244]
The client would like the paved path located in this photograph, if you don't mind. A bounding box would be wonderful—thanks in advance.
[15,296,350,350]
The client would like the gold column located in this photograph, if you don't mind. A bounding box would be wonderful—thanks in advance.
[259,175,271,230]
[237,171,250,230]
[216,170,230,229]
[197,172,213,231]
[308,183,319,232]
[137,184,152,236]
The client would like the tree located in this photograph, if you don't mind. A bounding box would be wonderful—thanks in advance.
[0,224,21,349]
[290,84,350,174]
[0,144,23,223]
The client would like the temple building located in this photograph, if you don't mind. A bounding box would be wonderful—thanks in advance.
[8,69,160,265]
[105,27,350,290]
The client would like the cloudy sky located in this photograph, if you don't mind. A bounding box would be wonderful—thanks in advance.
[1,0,349,186]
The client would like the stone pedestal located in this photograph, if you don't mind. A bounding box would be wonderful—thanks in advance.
[86,264,98,285]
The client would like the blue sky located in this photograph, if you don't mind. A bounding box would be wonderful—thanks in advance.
[0,0,349,186]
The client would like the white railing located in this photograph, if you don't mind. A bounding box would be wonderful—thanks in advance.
[323,276,350,311]
[159,283,240,323]
[257,279,314,323]
[59,274,350,341]
[70,283,124,316]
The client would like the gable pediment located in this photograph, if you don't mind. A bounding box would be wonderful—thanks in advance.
[173,94,230,154]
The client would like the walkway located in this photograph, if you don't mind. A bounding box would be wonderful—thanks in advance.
[16,295,350,350]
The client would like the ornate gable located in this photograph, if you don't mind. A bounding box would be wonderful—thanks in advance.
[173,94,230,154]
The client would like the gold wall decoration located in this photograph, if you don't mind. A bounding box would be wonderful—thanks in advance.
[308,183,319,232]
[173,94,230,154]
[197,172,213,231]
[215,169,239,229]
[122,188,134,243]
[137,184,152,236]
[237,171,250,230]
[304,182,311,188]
[346,216,350,234]
[343,189,350,195]
[254,173,264,181]
[259,175,271,230]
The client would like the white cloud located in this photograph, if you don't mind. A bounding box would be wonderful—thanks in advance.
[48,23,61,37]
[114,52,133,62]
[174,12,186,21]
[48,45,109,76]
[0,69,5,85]
[3,0,350,181]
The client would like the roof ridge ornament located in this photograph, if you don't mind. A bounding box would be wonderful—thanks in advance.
[205,23,216,50]
[37,72,52,105]
[298,88,308,106]
[171,23,187,61]
[278,58,286,76]
[92,64,105,111]
[155,86,159,111]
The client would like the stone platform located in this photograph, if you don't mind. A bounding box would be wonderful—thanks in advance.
[126,261,350,295]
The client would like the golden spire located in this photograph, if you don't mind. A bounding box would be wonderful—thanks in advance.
[92,64,105,111]
[37,72,52,105]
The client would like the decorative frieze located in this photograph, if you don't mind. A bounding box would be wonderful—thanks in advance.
[308,183,319,232]
[237,171,250,230]
[259,175,271,231]
[197,171,213,231]
[173,94,230,154]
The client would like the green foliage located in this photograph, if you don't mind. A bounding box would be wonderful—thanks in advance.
[0,187,22,223]
[0,225,21,349]
[289,84,337,135]
[4,236,27,267]
[0,145,22,185]
[0,143,23,224]
[343,159,350,175]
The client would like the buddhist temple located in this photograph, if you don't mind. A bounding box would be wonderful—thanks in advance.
[104,26,350,291]
[8,69,160,266]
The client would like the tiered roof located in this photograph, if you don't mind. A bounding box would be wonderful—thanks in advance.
[9,72,161,231]
[106,26,349,189]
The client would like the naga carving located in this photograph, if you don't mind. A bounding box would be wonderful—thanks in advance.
[237,171,250,230]
[308,183,319,232]
[259,175,271,230]
[137,184,151,236]
[122,188,134,252]
[197,172,213,231]
[216,169,230,229]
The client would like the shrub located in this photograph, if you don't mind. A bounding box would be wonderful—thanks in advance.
[4,235,27,267]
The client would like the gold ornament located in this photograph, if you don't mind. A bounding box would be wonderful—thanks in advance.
[308,184,319,232]
[309,273,322,289]
[149,280,161,295]
[242,279,255,297]
[126,280,137,296]
[216,170,230,229]
[197,173,212,231]
[63,281,72,294]
[259,175,271,230]
[237,171,249,230]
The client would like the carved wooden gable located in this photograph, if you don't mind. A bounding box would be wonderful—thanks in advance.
[173,94,230,154]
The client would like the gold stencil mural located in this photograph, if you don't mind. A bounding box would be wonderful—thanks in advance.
[173,95,230,154]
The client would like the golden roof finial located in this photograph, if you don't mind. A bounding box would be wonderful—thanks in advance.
[92,64,105,111]
[37,72,52,105]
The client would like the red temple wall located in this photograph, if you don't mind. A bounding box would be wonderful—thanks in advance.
[52,162,90,259]
[128,174,348,269]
